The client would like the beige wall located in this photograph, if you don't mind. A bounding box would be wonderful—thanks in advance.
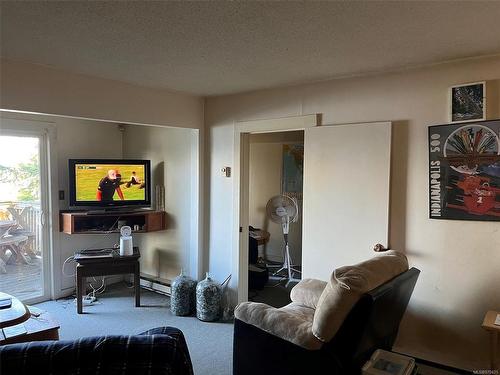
[122,124,198,281]
[205,55,500,370]
[249,131,303,263]
[0,59,204,129]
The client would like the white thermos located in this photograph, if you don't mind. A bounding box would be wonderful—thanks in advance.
[119,226,133,256]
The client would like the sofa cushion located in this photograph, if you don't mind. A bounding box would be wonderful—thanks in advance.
[290,278,327,309]
[235,301,323,350]
[312,250,408,343]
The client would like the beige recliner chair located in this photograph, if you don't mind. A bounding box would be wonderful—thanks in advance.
[233,250,419,375]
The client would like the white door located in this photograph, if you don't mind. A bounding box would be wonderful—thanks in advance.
[302,122,392,281]
[0,120,52,303]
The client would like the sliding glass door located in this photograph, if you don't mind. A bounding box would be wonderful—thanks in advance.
[0,124,51,303]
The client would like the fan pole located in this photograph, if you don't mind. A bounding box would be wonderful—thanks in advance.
[284,238,292,281]
[272,217,301,281]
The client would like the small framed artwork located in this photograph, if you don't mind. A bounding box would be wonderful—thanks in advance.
[449,81,486,123]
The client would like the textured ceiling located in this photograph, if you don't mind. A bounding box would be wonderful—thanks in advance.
[1,1,500,96]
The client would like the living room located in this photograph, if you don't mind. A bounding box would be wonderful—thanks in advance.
[1,2,500,375]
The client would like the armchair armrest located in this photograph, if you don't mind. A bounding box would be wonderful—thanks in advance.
[290,278,327,309]
[138,326,193,374]
[234,302,322,350]
[140,326,185,337]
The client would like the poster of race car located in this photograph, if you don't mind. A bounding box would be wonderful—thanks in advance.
[428,119,500,221]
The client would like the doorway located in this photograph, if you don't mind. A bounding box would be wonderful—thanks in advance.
[246,131,304,307]
[234,116,391,306]
[0,130,51,303]
[233,114,318,304]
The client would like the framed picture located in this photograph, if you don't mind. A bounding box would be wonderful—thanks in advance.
[428,119,500,221]
[282,143,304,199]
[449,81,486,123]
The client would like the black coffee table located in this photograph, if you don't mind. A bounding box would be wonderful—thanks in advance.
[75,247,140,314]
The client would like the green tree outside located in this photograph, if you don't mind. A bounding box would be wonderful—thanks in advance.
[0,154,40,202]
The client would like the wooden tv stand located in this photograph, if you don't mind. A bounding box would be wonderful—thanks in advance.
[60,210,166,234]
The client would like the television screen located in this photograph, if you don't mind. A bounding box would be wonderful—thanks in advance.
[69,159,151,207]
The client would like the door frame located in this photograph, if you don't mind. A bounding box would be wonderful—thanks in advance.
[232,114,319,303]
[0,117,58,304]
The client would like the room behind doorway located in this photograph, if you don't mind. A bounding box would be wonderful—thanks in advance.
[247,130,304,307]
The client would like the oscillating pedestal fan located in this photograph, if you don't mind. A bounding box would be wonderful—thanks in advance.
[266,194,301,282]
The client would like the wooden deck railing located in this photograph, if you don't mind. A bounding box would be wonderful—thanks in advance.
[0,201,42,255]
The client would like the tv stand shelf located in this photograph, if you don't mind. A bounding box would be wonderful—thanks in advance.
[60,211,166,234]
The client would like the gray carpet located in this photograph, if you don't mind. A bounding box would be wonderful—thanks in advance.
[35,284,233,375]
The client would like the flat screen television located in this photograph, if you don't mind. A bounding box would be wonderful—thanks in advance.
[69,159,151,208]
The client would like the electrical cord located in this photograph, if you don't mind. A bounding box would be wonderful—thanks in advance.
[91,276,106,293]
[61,215,133,308]
[62,255,76,277]
[85,276,106,301]
[61,216,122,280]
[60,217,121,305]
[79,216,122,252]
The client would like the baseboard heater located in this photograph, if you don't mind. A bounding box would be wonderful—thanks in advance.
[140,273,172,296]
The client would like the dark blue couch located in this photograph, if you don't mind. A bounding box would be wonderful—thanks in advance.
[0,326,193,375]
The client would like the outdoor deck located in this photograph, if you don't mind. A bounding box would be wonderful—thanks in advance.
[0,257,43,300]
[0,201,43,301]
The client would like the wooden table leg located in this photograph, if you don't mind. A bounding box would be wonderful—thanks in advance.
[76,265,83,314]
[134,262,140,307]
[0,246,9,263]
[16,243,31,264]
[491,331,498,370]
[6,244,29,265]
[25,236,39,259]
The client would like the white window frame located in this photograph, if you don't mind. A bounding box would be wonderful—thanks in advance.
[0,117,58,304]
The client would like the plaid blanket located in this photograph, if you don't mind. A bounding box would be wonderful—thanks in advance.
[0,326,193,375]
